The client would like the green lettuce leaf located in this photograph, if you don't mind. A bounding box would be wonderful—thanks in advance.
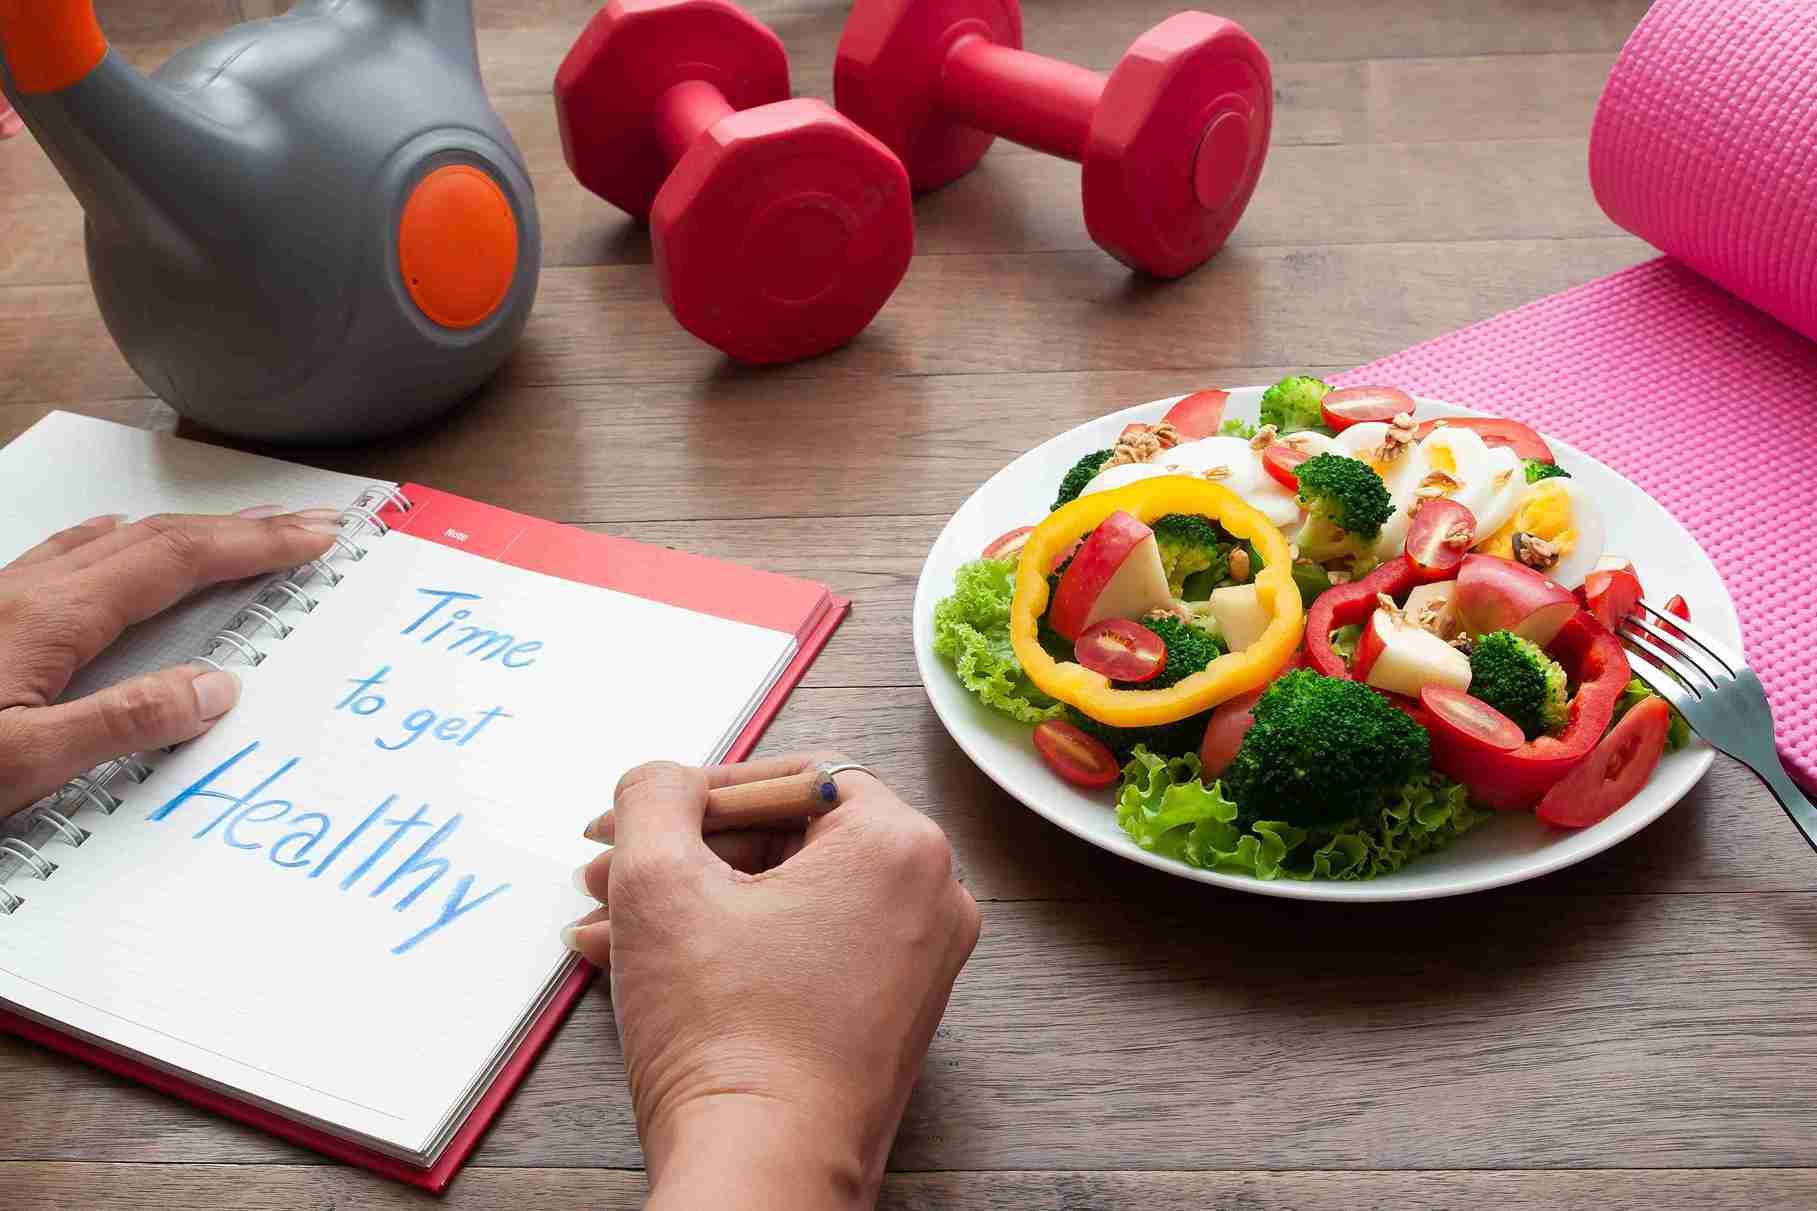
[1115,748,1489,881]
[932,558,1067,725]
[1611,678,1692,752]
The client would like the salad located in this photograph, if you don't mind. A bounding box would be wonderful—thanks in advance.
[932,377,1693,882]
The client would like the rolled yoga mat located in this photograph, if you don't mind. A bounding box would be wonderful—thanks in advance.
[1331,0,1817,790]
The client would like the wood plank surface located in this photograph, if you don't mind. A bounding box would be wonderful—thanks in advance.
[3,0,1801,1208]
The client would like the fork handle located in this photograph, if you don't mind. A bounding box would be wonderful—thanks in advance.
[1754,760,1817,856]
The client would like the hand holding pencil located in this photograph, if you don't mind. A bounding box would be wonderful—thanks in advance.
[567,755,980,1211]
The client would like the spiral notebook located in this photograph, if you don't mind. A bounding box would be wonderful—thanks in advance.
[0,412,847,1190]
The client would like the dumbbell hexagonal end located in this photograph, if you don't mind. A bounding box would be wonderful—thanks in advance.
[1082,12,1272,278]
[555,0,790,220]
[651,99,915,365]
[835,0,1021,190]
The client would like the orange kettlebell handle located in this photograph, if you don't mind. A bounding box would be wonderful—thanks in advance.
[0,0,108,95]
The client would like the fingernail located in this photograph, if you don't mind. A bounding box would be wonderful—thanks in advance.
[81,513,128,529]
[297,519,343,537]
[191,669,241,721]
[571,864,593,896]
[236,505,287,519]
[295,508,346,522]
[583,812,615,844]
[559,924,583,952]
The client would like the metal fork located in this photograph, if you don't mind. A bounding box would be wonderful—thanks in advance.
[1619,600,1817,852]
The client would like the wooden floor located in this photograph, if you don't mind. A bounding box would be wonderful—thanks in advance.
[7,1,1816,1207]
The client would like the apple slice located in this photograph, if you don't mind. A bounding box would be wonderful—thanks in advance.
[1401,580,1462,639]
[1209,583,1271,652]
[1047,511,1172,641]
[1356,609,1473,698]
[1454,554,1578,647]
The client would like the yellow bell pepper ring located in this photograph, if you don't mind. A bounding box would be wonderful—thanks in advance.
[1010,477,1304,728]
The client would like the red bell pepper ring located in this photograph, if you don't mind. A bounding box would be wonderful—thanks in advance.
[1303,557,1419,678]
[1430,609,1633,810]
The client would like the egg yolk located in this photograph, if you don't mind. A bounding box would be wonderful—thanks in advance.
[1479,482,1576,559]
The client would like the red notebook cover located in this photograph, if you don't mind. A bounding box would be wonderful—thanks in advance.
[0,485,848,1193]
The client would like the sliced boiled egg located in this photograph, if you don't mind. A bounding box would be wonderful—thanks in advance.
[1475,477,1606,588]
[1080,461,1171,496]
[1335,422,1421,557]
[1143,435,1303,528]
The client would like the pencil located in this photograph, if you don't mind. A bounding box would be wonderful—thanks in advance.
[583,766,858,844]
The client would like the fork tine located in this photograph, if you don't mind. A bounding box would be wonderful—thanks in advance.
[1623,612,1731,688]
[1619,625,1710,699]
[1619,638,1699,715]
[1636,598,1745,676]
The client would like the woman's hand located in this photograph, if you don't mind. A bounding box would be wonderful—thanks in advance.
[570,755,981,1211]
[0,507,340,817]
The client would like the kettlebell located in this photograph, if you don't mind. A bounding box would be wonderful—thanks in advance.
[0,1,540,443]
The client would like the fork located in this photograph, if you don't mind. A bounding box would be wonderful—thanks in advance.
[1619,600,1817,851]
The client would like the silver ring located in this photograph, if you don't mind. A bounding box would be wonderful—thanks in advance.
[0,884,21,915]
[327,533,366,562]
[303,557,343,587]
[812,762,878,805]
[64,774,120,815]
[339,504,390,537]
[359,484,412,513]
[260,579,318,614]
[208,629,265,667]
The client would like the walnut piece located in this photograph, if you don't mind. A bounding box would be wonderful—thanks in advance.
[1200,464,1233,481]
[1104,421,1184,468]
[1512,531,1561,571]
[1249,424,1280,451]
[1416,469,1463,499]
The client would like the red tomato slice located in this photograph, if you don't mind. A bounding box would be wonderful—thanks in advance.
[1262,442,1313,490]
[1162,389,1229,439]
[982,525,1034,561]
[1412,416,1554,463]
[1033,720,1123,788]
[1536,695,1670,828]
[1580,568,1643,630]
[1321,386,1414,432]
[1404,498,1476,582]
[1075,619,1167,683]
[1199,685,1265,776]
[1421,686,1524,753]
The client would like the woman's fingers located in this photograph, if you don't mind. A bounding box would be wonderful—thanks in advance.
[27,507,345,584]
[560,906,611,965]
[34,513,339,672]
[0,664,239,818]
[1,514,126,573]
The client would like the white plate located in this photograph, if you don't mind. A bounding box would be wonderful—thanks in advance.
[912,388,1736,901]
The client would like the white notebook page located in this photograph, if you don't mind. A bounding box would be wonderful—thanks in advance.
[0,416,799,1156]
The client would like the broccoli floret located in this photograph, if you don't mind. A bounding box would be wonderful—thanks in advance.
[1120,614,1225,691]
[1259,375,1329,433]
[1052,448,1115,510]
[1151,513,1229,597]
[1071,708,1211,760]
[1525,459,1570,483]
[1219,417,1259,440]
[1293,453,1393,567]
[1469,631,1569,740]
[1223,669,1431,829]
[1612,679,1692,752]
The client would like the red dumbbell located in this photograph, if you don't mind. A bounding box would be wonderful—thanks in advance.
[555,0,915,364]
[835,0,1270,278]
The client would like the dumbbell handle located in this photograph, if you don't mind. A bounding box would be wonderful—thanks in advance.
[653,78,736,168]
[939,35,1108,164]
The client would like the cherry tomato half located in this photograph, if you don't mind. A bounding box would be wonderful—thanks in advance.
[1075,618,1168,683]
[1580,568,1643,631]
[1262,442,1313,490]
[1536,695,1671,828]
[1162,389,1230,439]
[1321,386,1415,432]
[1412,416,1555,463]
[1404,498,1477,582]
[1033,720,1123,789]
[982,525,1034,561]
[1665,594,1690,621]
[1199,685,1265,776]
[1421,686,1524,753]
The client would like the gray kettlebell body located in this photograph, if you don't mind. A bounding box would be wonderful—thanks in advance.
[1,0,540,443]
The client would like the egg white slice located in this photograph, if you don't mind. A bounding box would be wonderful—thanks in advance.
[1543,479,1606,588]
[1079,461,1172,497]
[1471,448,1529,541]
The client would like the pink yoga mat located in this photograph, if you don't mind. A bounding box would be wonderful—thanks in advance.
[1332,0,1817,791]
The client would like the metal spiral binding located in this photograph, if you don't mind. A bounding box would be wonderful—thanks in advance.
[0,484,412,917]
